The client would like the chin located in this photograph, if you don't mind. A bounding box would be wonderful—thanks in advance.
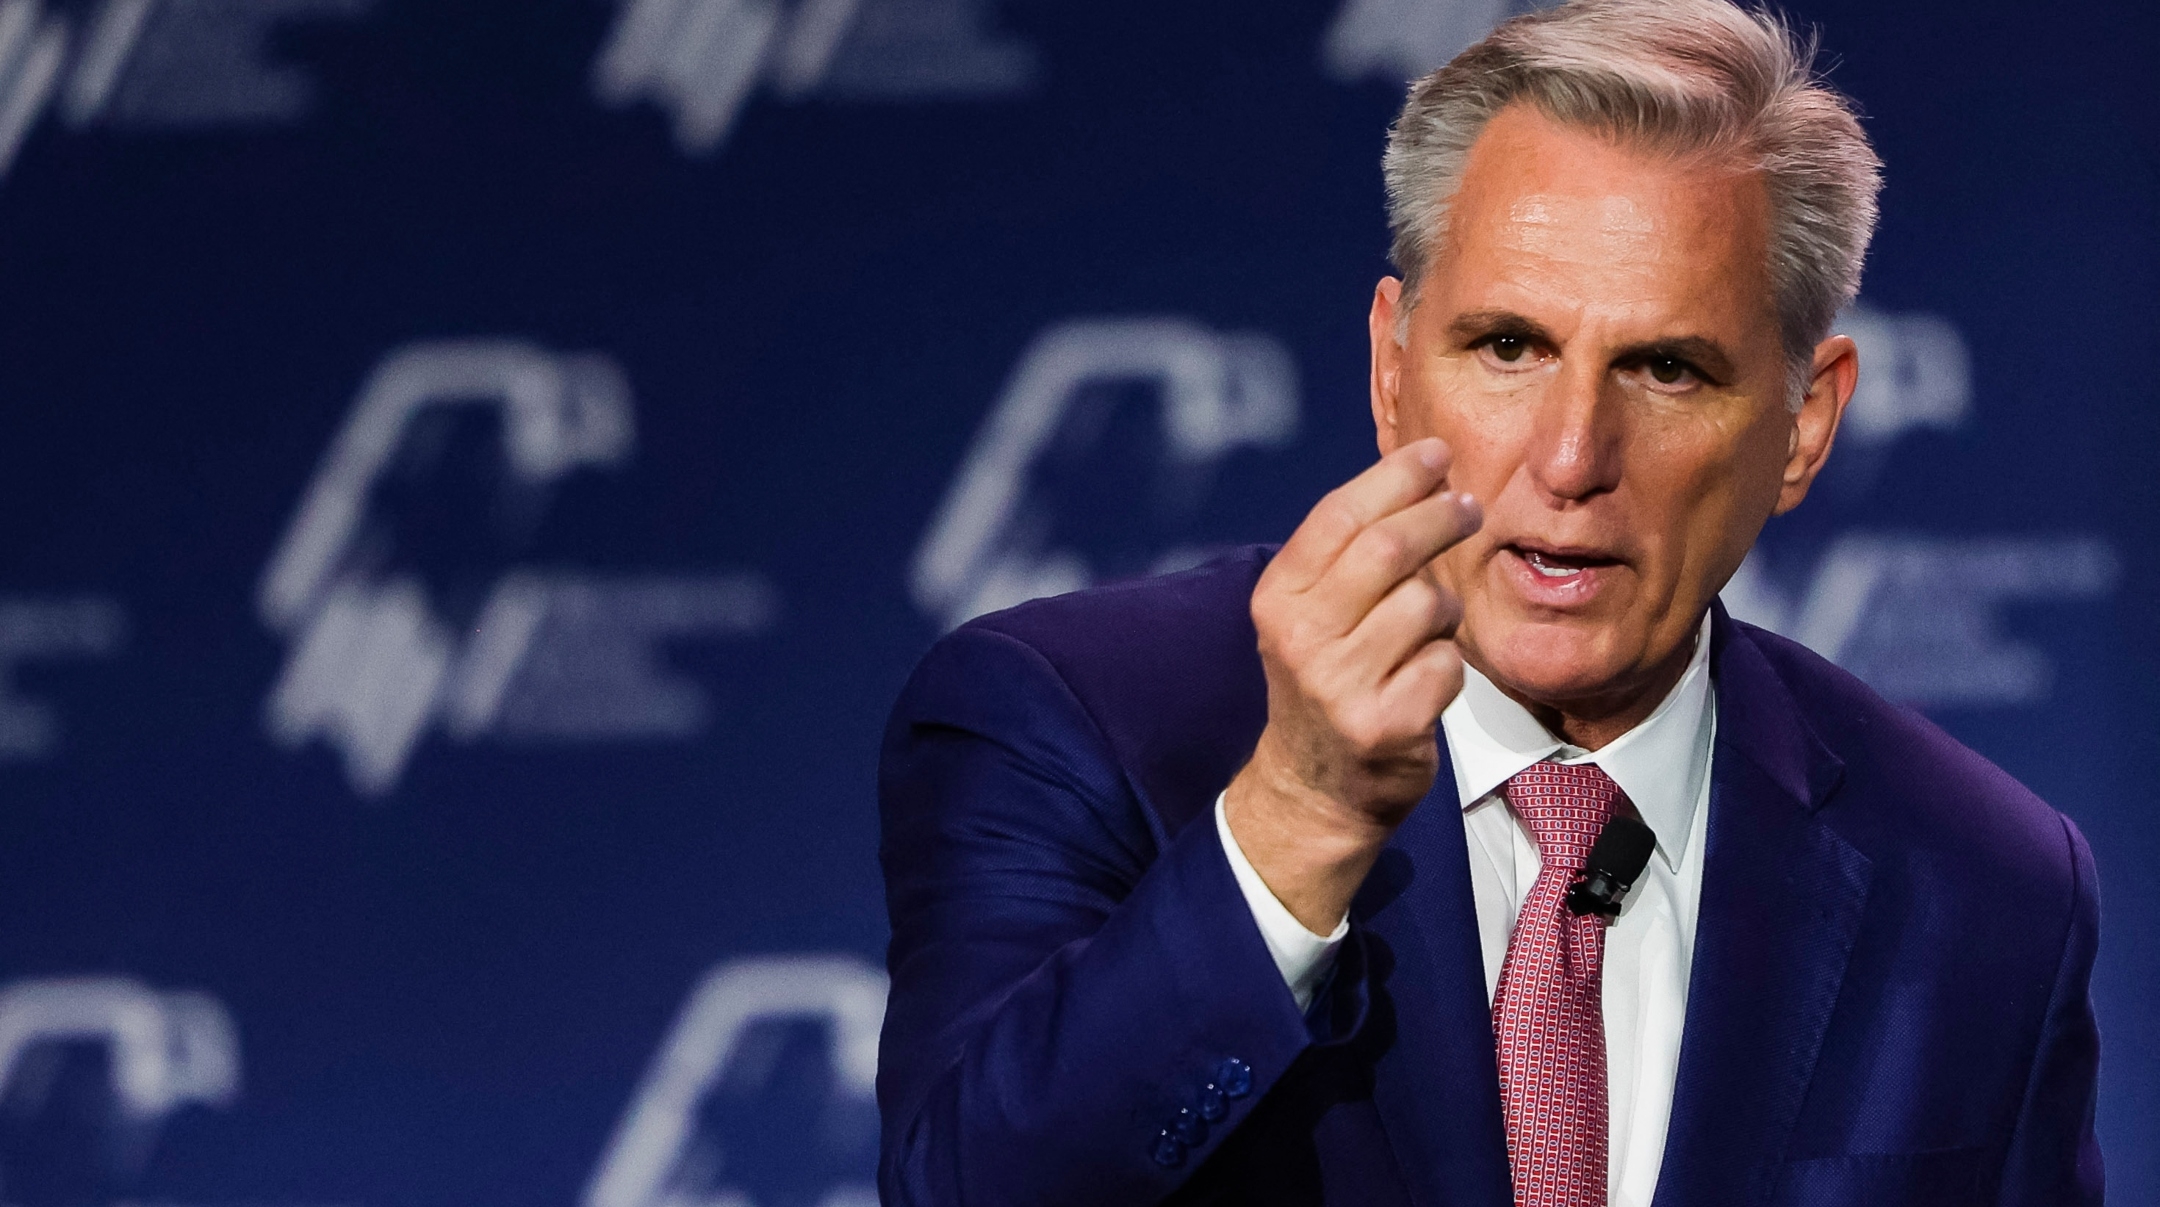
[1466,614,1637,709]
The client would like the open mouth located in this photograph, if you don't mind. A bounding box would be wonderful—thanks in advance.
[1508,544,1621,579]
[1499,543,1625,600]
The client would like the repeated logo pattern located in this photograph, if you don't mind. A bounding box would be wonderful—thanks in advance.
[0,0,2135,1200]
[1493,761,1624,1207]
[910,317,1300,630]
[255,340,778,795]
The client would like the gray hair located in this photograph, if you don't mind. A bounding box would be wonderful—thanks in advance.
[1383,0,1883,397]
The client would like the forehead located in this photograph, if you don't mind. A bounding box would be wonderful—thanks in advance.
[1434,104,1776,333]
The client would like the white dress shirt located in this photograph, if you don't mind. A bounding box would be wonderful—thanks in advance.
[1216,614,1715,1206]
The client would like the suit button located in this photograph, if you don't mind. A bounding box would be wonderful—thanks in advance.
[1217,1057,1252,1098]
[1197,1082,1227,1121]
[1151,1129,1187,1168]
[1171,1106,1206,1145]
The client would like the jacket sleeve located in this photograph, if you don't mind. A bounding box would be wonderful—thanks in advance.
[1995,811,2104,1206]
[875,623,1367,1207]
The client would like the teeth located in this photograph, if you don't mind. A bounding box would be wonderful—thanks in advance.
[1525,551,1581,578]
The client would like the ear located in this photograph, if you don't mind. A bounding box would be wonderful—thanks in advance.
[1370,277,1407,456]
[1773,333,1858,516]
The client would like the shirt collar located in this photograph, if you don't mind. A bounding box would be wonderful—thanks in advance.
[1440,611,1716,871]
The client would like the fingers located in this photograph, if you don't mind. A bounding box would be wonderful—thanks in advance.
[1374,637,1464,731]
[1269,438,1453,592]
[1238,441,1474,835]
[1301,487,1481,637]
[1343,566,1462,676]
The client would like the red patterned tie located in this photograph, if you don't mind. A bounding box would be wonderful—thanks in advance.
[1493,761,1625,1207]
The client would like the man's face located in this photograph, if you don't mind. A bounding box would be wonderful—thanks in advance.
[1370,104,1854,718]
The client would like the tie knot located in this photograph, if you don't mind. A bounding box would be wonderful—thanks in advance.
[1503,761,1625,867]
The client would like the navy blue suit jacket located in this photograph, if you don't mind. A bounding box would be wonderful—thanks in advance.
[877,546,2102,1206]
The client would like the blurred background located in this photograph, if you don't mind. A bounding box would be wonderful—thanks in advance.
[0,0,2152,1204]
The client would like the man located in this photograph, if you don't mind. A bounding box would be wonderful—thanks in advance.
[876,1,2103,1204]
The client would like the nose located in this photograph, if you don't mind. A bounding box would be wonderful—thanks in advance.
[1524,358,1623,504]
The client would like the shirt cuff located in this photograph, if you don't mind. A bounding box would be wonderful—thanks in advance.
[1215,791,1349,1013]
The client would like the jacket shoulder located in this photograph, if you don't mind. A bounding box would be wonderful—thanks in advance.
[1732,620,2085,908]
[951,545,1275,826]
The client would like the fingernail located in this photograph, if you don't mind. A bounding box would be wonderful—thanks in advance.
[1417,439,1446,470]
[1455,493,1483,526]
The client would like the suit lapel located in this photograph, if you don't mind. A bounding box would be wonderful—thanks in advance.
[1653,610,1871,1207]
[1356,742,1514,1207]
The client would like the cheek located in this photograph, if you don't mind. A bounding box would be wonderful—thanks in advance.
[1390,356,1453,443]
[1647,418,1783,586]
[1413,361,1535,494]
[1700,407,1795,526]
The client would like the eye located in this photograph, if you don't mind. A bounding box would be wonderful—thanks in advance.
[1630,353,1706,394]
[1474,333,1544,373]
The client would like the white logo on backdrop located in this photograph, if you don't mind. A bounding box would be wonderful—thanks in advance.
[0,977,239,1120]
[1723,303,2119,707]
[0,596,124,761]
[593,0,1034,155]
[1322,0,1512,82]
[911,317,1301,631]
[1833,305,1973,446]
[0,0,370,179]
[1727,534,2117,706]
[0,977,238,1180]
[258,339,778,796]
[587,955,885,1207]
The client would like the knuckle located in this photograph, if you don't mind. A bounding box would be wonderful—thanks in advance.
[1415,650,1465,709]
[1334,704,1393,756]
[1361,526,1409,571]
[1396,576,1453,632]
[1405,576,1442,618]
[1257,626,1307,675]
[1420,643,1465,683]
[1320,697,1360,740]
[1309,494,1359,542]
[1280,615,1325,658]
[1437,659,1466,696]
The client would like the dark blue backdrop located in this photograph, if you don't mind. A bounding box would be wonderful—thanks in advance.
[0,1,2152,1204]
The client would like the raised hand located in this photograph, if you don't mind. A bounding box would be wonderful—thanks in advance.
[1223,437,1483,932]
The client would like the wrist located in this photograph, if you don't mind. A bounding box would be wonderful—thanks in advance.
[1227,759,1393,857]
[1223,748,1396,933]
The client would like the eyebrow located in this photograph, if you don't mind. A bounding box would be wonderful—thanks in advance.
[1444,309,1740,385]
[1611,335,1737,384]
[1447,309,1555,345]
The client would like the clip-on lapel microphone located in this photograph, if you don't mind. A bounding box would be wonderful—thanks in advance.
[1564,814,1657,920]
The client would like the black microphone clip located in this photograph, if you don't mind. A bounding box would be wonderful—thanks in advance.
[1564,814,1657,920]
